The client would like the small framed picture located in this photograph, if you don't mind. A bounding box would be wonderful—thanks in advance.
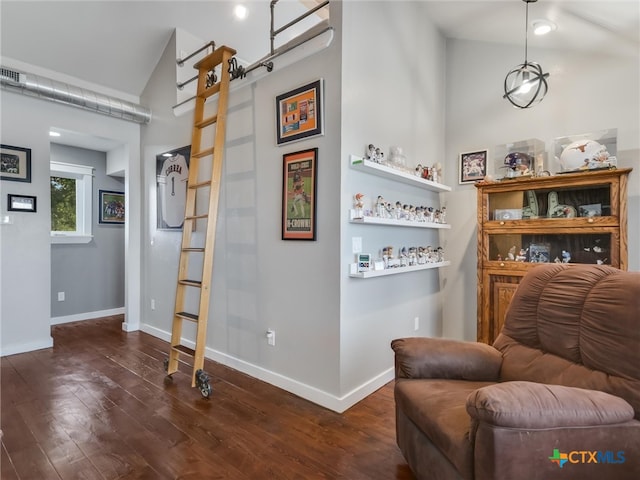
[276,79,324,145]
[282,148,318,240]
[529,243,551,263]
[578,203,602,217]
[459,149,488,184]
[1,144,32,183]
[99,190,125,224]
[8,194,36,212]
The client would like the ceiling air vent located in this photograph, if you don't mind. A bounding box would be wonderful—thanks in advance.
[0,67,26,86]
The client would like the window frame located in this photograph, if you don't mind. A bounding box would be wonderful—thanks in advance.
[50,161,94,244]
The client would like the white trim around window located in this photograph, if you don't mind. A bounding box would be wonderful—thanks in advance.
[50,161,94,244]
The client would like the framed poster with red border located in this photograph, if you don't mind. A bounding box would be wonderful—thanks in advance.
[282,148,318,240]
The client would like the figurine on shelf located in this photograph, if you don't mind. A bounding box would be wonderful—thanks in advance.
[439,206,447,224]
[388,146,407,170]
[367,144,378,162]
[375,195,386,218]
[562,250,571,263]
[353,193,365,219]
[395,201,403,220]
[515,248,528,262]
[507,246,516,261]
[432,162,443,183]
[415,164,423,177]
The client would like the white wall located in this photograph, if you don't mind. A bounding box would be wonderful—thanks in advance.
[339,1,447,398]
[0,83,141,355]
[442,39,640,341]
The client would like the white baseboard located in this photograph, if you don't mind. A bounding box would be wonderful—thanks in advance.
[140,323,394,413]
[0,336,54,357]
[51,307,125,325]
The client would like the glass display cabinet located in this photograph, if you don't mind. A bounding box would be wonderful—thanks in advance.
[475,167,632,344]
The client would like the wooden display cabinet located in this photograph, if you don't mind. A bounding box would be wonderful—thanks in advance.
[475,167,632,344]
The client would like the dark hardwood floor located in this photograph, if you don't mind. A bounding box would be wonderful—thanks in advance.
[1,315,415,479]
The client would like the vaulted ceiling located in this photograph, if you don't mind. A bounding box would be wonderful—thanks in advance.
[1,1,638,98]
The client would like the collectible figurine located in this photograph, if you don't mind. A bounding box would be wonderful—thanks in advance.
[516,248,528,262]
[353,193,365,218]
[508,246,516,261]
[562,250,571,263]
[376,195,386,218]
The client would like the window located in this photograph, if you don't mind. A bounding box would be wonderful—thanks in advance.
[50,161,93,244]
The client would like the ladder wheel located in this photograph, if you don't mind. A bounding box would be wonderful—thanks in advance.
[195,369,212,398]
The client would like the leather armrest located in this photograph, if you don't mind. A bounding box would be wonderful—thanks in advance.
[391,337,502,381]
[466,381,635,429]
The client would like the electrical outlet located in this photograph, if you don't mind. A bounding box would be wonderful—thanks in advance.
[266,329,276,346]
[58,292,65,302]
[414,317,419,331]
[151,299,155,310]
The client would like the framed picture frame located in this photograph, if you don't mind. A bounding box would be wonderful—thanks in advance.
[528,243,551,263]
[459,149,488,184]
[99,190,125,224]
[156,145,191,230]
[275,79,324,145]
[7,194,36,212]
[1,144,32,183]
[282,148,318,240]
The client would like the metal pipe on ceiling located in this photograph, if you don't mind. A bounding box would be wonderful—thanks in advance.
[0,66,152,125]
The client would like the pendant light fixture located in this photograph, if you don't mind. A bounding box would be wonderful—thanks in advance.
[503,0,550,108]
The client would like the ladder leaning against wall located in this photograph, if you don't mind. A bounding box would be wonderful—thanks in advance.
[163,45,236,398]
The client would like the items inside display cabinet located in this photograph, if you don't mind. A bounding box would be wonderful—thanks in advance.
[489,233,611,265]
[489,184,611,220]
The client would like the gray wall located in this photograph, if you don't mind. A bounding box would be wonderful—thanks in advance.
[50,143,125,318]
[140,15,344,404]
[0,88,139,356]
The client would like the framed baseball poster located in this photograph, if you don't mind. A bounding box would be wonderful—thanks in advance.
[156,145,190,230]
[282,148,317,241]
[275,79,324,145]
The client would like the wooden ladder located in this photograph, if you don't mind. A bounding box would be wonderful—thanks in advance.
[165,45,236,397]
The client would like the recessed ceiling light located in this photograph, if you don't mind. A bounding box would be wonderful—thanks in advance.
[234,4,248,20]
[532,19,557,36]
[49,131,61,137]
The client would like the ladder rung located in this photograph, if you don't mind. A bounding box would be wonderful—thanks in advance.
[185,214,208,220]
[179,279,202,287]
[189,180,212,189]
[176,311,199,322]
[195,115,218,129]
[172,345,196,357]
[200,83,221,100]
[182,247,205,252]
[193,46,236,71]
[192,147,214,158]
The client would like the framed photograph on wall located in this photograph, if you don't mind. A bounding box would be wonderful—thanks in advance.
[8,194,37,212]
[99,190,125,224]
[282,148,318,240]
[1,144,32,183]
[275,79,324,145]
[156,145,191,230]
[459,149,488,184]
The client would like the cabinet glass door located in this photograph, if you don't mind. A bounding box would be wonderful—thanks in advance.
[488,183,612,221]
[487,232,616,265]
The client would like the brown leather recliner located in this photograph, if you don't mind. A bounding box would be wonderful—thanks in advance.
[392,264,640,480]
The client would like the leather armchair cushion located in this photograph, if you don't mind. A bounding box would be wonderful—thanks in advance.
[391,337,502,381]
[395,378,495,479]
[467,381,635,429]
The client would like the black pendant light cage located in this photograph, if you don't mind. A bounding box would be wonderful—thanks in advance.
[503,0,550,108]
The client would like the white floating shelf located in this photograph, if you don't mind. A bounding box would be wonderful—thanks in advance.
[350,155,452,193]
[349,214,451,229]
[349,261,451,278]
